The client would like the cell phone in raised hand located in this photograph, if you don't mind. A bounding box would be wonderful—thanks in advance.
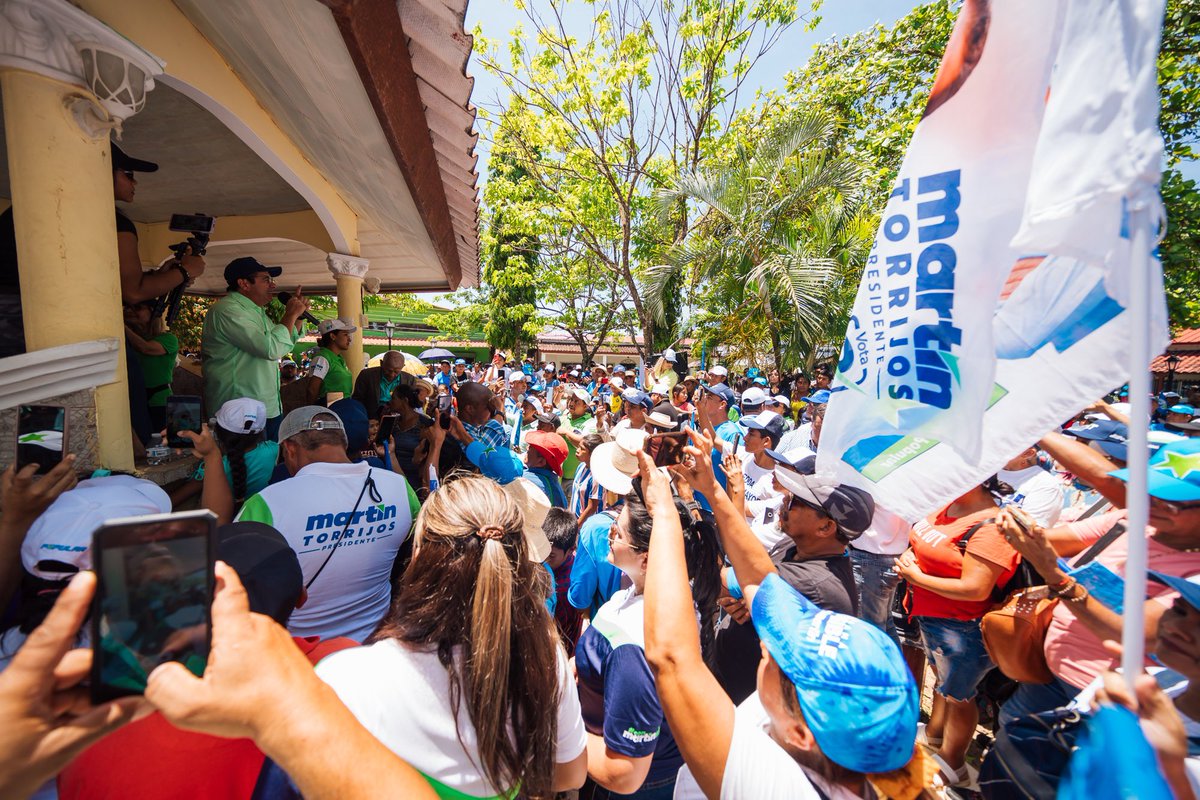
[165,394,203,449]
[90,510,216,703]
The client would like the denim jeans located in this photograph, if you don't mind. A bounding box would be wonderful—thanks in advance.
[849,546,901,646]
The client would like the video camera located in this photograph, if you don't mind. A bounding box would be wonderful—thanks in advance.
[152,213,214,324]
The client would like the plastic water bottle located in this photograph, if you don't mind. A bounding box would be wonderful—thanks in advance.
[428,464,439,493]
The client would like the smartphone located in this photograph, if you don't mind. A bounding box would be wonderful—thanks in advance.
[732,433,742,456]
[646,432,689,467]
[90,510,216,703]
[375,414,398,445]
[437,393,454,414]
[16,404,67,474]
[438,409,452,430]
[168,212,216,235]
[165,395,203,449]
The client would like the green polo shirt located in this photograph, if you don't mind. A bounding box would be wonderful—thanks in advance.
[311,346,353,401]
[201,291,301,418]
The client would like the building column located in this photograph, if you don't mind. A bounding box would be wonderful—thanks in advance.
[326,253,369,380]
[0,0,163,470]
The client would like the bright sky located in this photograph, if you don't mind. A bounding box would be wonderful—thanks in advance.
[422,1,919,302]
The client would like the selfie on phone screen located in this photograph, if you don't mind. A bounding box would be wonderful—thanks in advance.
[92,511,215,701]
[165,395,203,449]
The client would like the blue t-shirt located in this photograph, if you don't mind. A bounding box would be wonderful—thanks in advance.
[568,510,623,617]
[575,587,681,782]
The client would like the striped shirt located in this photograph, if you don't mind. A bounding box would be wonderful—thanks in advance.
[570,463,604,518]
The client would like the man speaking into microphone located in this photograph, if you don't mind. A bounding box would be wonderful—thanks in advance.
[202,257,312,440]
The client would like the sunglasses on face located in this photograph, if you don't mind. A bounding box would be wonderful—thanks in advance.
[1150,495,1200,515]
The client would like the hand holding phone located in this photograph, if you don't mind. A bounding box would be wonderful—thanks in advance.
[91,510,216,703]
[165,395,203,449]
[375,415,398,446]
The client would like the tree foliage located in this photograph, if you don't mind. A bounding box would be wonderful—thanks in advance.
[472,0,805,362]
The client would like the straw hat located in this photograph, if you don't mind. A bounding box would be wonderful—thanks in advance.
[644,411,676,430]
[590,428,648,496]
[499,478,552,562]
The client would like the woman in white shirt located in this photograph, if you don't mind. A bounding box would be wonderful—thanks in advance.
[316,475,587,799]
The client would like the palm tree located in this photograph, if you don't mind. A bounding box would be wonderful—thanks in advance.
[646,110,873,370]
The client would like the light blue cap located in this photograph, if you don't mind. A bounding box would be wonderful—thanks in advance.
[751,573,917,773]
[1110,439,1200,502]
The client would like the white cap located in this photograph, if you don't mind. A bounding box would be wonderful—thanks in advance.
[772,394,791,407]
[610,375,625,388]
[650,382,670,395]
[215,397,268,435]
[710,365,728,377]
[662,348,677,361]
[523,396,545,414]
[569,387,591,403]
[22,476,171,581]
[741,387,770,407]
[317,317,357,336]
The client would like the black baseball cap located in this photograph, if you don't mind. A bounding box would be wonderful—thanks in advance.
[216,522,303,626]
[775,471,875,539]
[224,256,282,285]
[111,141,158,173]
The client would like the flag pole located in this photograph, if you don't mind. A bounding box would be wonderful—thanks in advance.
[1120,201,1152,688]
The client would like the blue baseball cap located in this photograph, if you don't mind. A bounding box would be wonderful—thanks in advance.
[454,358,466,366]
[808,389,831,404]
[1149,572,1200,610]
[620,388,653,411]
[753,376,768,386]
[1168,404,1195,416]
[700,382,736,407]
[751,573,918,772]
[1110,439,1200,502]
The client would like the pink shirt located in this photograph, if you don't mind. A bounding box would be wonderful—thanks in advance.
[1043,510,1200,689]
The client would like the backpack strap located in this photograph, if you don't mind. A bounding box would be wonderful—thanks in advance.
[1074,520,1127,567]
[955,518,996,552]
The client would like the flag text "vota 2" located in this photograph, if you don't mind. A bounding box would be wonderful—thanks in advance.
[868,169,963,409]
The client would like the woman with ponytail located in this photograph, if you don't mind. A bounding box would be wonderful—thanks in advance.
[574,464,723,798]
[173,398,277,519]
[315,475,588,799]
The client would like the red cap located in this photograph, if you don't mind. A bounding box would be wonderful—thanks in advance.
[525,430,568,476]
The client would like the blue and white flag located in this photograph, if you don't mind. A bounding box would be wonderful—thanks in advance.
[819,0,1169,522]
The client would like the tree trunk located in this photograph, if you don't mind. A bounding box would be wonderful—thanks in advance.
[764,293,784,373]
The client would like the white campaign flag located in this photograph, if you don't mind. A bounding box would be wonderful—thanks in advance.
[819,0,1169,523]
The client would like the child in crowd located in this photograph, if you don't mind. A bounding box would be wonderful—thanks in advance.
[543,508,583,652]
[570,433,606,526]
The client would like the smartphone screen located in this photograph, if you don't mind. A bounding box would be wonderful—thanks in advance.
[437,393,454,413]
[16,405,66,474]
[646,432,689,467]
[91,510,215,703]
[375,414,397,445]
[165,395,203,449]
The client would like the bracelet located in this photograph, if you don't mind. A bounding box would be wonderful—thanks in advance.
[173,261,191,285]
[1048,577,1077,598]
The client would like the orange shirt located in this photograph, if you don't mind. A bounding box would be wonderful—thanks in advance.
[908,507,1020,620]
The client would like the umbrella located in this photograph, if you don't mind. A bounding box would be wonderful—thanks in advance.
[367,351,427,377]
[418,347,456,362]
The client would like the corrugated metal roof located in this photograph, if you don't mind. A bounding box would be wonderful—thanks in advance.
[399,0,481,287]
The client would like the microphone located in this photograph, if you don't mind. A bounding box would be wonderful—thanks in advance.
[276,291,320,326]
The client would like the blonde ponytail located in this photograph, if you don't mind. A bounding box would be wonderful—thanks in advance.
[469,535,515,749]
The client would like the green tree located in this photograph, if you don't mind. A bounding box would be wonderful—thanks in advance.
[648,111,873,370]
[473,0,804,362]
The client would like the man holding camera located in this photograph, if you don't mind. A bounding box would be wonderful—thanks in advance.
[202,257,311,440]
[0,143,207,359]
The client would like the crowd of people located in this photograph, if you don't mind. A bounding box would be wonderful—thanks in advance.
[4,307,1200,799]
